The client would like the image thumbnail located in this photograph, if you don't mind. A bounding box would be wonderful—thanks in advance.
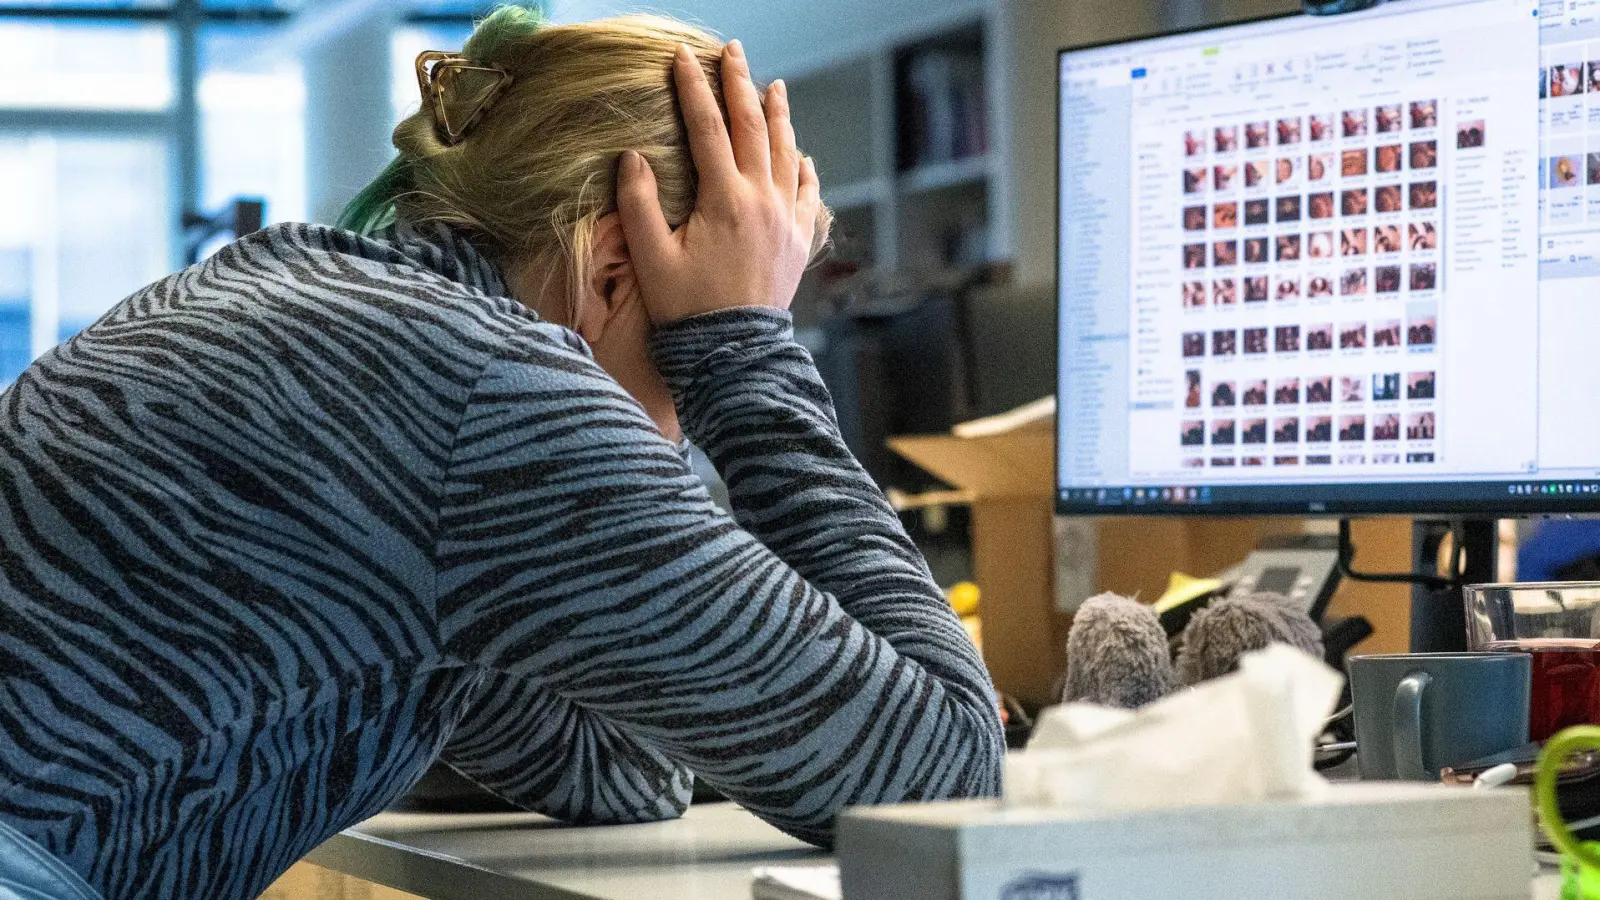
[1373,413,1402,441]
[1553,64,1584,97]
[1375,265,1401,294]
[1242,379,1269,406]
[1408,99,1437,128]
[1374,224,1401,254]
[1342,148,1368,177]
[1407,371,1436,399]
[1215,124,1239,153]
[1340,321,1368,350]
[1212,380,1236,407]
[1340,268,1368,297]
[1456,120,1485,150]
[1275,377,1301,404]
[1340,415,1367,442]
[1376,144,1402,173]
[1275,324,1301,352]
[1274,417,1300,443]
[1307,376,1333,403]
[1551,155,1581,189]
[1410,263,1437,291]
[1408,315,1437,347]
[1243,326,1268,355]
[1409,140,1437,169]
[1375,103,1402,134]
[1342,108,1368,137]
[1307,323,1333,351]
[1309,191,1335,219]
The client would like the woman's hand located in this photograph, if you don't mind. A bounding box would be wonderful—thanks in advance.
[616,40,821,326]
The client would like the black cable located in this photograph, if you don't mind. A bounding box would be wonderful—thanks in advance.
[1336,518,1459,591]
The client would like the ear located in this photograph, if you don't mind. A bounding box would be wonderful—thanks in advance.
[575,212,638,344]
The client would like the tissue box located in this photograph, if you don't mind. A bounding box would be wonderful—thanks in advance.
[837,783,1532,900]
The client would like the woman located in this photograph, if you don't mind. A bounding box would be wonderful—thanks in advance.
[0,7,1003,899]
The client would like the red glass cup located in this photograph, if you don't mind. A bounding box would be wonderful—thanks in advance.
[1465,582,1600,742]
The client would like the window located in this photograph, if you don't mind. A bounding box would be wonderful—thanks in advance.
[201,24,306,221]
[0,20,170,109]
[0,3,483,388]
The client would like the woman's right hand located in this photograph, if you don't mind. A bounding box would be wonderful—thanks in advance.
[616,40,821,327]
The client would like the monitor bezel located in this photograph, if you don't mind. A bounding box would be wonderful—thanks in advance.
[1052,4,1599,518]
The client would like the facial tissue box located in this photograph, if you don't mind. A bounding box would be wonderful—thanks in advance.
[838,645,1532,900]
[836,782,1532,900]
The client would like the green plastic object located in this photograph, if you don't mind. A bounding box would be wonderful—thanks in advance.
[1537,727,1600,899]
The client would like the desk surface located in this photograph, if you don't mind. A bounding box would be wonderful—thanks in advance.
[304,802,829,900]
[307,800,1569,900]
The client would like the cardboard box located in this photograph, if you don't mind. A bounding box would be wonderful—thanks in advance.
[888,424,1416,705]
[837,784,1533,900]
[889,427,1062,706]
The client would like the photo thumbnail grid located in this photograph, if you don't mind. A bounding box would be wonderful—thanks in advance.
[1175,100,1446,471]
[1539,50,1600,226]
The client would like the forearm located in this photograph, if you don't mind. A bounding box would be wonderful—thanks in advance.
[651,308,993,704]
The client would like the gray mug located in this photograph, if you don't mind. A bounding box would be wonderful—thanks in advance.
[1348,652,1530,781]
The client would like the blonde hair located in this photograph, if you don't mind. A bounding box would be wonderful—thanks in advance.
[340,5,831,324]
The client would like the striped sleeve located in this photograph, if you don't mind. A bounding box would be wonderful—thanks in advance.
[434,309,1002,846]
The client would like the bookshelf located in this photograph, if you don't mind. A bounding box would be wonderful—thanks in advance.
[784,15,1001,329]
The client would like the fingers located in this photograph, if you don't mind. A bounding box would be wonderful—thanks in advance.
[720,40,772,180]
[766,79,799,199]
[615,151,674,273]
[673,44,736,186]
[796,155,820,240]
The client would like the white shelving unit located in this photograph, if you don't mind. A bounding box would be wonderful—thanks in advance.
[784,16,1003,327]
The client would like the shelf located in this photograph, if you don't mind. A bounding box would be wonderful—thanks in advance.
[897,154,989,195]
[821,177,888,212]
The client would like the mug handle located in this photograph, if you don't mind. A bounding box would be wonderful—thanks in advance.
[1392,671,1432,780]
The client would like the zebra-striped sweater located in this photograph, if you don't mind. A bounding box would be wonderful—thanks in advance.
[0,221,1003,900]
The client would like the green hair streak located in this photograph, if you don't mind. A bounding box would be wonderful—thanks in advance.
[334,3,548,235]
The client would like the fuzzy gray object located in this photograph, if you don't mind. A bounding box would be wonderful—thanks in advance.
[1175,591,1324,686]
[1060,593,1176,709]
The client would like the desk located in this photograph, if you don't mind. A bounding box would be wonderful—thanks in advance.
[303,802,829,900]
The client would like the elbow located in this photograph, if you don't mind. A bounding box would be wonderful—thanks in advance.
[570,773,693,826]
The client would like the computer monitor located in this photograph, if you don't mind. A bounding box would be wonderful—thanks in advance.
[1056,0,1600,517]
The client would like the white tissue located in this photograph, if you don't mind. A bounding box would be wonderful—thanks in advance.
[1007,643,1344,812]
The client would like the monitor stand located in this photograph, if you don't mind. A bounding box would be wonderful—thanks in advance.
[1409,519,1499,653]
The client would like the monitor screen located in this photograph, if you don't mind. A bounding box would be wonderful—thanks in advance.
[1056,0,1600,515]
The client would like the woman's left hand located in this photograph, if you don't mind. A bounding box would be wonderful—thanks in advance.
[616,40,821,326]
